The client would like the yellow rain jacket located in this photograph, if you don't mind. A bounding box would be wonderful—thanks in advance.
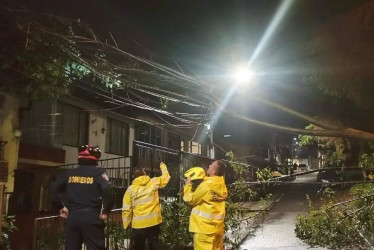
[183,176,228,236]
[122,163,170,229]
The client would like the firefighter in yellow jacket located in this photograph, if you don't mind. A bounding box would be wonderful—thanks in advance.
[183,160,228,250]
[122,162,170,250]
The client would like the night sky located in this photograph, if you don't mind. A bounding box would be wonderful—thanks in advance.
[8,0,369,145]
[19,0,364,69]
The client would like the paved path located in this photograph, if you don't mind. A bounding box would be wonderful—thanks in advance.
[239,173,326,250]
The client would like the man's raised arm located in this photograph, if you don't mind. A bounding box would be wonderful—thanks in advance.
[151,162,171,189]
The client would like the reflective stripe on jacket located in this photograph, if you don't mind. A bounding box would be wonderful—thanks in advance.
[122,163,170,229]
[183,176,228,235]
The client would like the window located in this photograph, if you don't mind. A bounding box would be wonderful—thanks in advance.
[61,103,88,147]
[21,100,60,147]
[180,141,202,154]
[106,118,129,155]
[168,133,181,150]
[137,124,162,146]
[20,101,88,148]
[190,141,202,155]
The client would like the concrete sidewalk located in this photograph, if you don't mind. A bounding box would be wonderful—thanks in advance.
[225,189,285,249]
[239,174,327,250]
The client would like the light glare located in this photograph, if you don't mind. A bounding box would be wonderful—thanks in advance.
[234,67,253,84]
[249,0,294,64]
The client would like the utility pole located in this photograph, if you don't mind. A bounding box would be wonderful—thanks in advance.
[210,129,215,159]
[291,147,294,165]
[291,137,297,164]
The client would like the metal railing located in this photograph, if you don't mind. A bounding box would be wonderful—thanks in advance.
[32,209,132,250]
[33,215,65,250]
[31,142,257,249]
[39,157,133,210]
[132,140,253,188]
[10,156,133,212]
[58,156,133,187]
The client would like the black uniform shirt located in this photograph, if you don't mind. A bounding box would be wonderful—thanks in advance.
[51,165,114,214]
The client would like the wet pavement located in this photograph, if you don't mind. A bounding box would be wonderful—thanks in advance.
[239,173,327,250]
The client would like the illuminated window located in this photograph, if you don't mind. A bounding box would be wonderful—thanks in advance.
[190,141,201,155]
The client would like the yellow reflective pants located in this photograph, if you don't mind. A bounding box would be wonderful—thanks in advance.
[193,233,223,250]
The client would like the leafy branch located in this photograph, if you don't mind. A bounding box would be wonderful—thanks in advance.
[295,184,374,249]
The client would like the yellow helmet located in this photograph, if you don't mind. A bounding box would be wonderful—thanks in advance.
[184,167,206,180]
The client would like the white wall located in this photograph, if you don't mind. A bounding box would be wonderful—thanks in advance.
[63,111,135,168]
[63,145,79,165]
[88,112,107,150]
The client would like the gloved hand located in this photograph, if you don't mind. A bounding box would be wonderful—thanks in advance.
[185,177,192,185]
[160,162,166,168]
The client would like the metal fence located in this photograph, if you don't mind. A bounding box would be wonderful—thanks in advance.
[132,140,244,196]
[133,140,181,198]
[8,156,132,214]
[33,215,65,250]
[31,141,255,249]
[57,157,133,209]
[32,209,132,250]
[59,156,132,188]
[39,157,133,210]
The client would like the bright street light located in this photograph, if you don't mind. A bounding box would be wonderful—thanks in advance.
[234,66,254,84]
